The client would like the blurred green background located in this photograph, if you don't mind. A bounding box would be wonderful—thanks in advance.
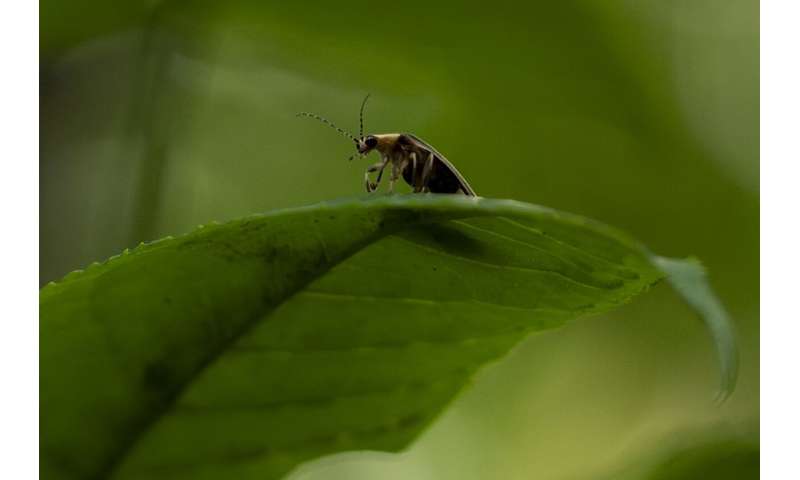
[40,0,758,478]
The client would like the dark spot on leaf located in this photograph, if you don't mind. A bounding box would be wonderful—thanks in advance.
[397,413,425,429]
[262,245,291,265]
[143,361,173,392]
[608,279,625,289]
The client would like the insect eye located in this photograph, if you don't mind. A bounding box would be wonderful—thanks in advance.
[366,137,377,148]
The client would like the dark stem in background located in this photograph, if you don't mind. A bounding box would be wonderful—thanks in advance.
[126,8,199,245]
[127,15,175,245]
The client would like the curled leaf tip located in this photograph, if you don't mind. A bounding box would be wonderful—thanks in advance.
[651,256,739,403]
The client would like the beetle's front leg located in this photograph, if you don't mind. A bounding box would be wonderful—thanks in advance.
[364,158,388,193]
[373,156,389,188]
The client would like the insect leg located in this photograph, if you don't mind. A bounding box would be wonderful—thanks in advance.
[374,156,389,186]
[408,152,419,192]
[420,152,435,193]
[388,160,404,194]
[364,160,386,192]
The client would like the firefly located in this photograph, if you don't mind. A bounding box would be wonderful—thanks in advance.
[298,95,476,195]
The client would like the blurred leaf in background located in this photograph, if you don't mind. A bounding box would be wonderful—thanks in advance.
[594,430,759,480]
[40,0,758,478]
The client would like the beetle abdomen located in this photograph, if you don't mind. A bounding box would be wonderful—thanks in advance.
[427,160,464,194]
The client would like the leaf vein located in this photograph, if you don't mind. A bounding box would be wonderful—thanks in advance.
[394,235,616,291]
[451,219,632,281]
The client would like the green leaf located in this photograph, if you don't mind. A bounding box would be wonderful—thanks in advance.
[642,440,758,480]
[40,195,736,480]
[594,433,758,480]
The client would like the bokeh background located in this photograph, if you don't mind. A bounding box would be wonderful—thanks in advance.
[40,1,759,478]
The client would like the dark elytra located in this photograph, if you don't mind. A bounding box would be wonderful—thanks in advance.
[402,158,463,193]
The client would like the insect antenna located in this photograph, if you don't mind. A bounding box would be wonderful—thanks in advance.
[296,112,358,143]
[359,93,371,138]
